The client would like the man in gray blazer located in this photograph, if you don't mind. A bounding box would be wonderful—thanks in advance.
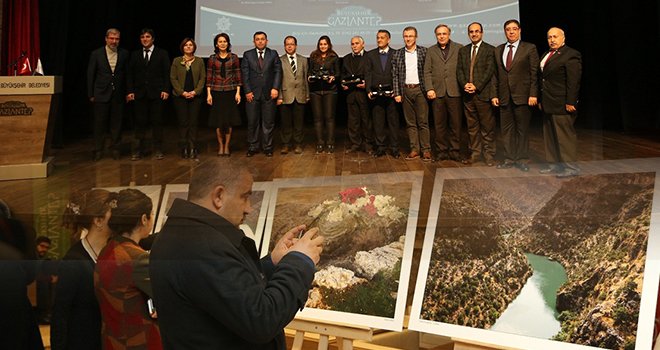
[424,24,463,162]
[492,19,539,172]
[277,36,309,154]
[457,22,497,166]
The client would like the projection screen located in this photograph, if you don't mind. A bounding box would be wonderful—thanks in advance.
[195,0,520,57]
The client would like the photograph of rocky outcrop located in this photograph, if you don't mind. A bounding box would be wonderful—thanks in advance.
[263,172,422,331]
[411,166,657,350]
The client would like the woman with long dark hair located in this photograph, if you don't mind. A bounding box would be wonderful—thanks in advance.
[94,189,161,350]
[308,35,340,154]
[206,33,242,157]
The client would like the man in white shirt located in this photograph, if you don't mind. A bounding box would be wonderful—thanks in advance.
[392,26,430,161]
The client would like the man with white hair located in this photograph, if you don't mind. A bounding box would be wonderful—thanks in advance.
[538,27,582,177]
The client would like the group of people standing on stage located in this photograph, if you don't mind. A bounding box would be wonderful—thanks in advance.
[87,20,581,176]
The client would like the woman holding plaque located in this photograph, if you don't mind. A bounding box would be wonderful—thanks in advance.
[206,33,242,157]
[308,35,340,154]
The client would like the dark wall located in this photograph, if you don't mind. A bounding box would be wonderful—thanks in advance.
[37,0,659,143]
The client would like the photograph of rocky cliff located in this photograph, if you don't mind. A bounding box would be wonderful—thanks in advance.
[420,172,654,350]
[264,172,422,330]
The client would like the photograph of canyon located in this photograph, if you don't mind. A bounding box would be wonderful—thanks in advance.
[263,172,422,330]
[419,172,654,350]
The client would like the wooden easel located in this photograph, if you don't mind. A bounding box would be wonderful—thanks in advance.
[286,317,373,350]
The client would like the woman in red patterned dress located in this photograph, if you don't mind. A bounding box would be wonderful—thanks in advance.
[94,188,161,350]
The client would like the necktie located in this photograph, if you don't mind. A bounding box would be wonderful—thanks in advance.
[379,50,387,71]
[143,48,150,65]
[290,56,296,75]
[542,50,556,71]
[546,50,556,61]
[505,44,514,71]
[469,44,477,82]
[258,51,264,69]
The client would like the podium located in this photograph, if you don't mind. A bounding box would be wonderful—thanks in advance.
[0,76,62,180]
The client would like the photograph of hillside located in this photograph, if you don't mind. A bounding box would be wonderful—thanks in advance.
[263,172,422,331]
[419,172,654,350]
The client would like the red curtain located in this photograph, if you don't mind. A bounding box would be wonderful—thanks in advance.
[2,0,40,76]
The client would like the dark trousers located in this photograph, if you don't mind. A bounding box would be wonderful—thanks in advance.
[500,102,532,164]
[279,101,305,146]
[402,86,430,153]
[92,92,123,152]
[310,91,337,146]
[346,90,372,149]
[432,96,463,159]
[173,96,202,149]
[246,97,276,152]
[133,97,164,152]
[372,96,399,151]
[463,95,496,161]
[543,112,578,170]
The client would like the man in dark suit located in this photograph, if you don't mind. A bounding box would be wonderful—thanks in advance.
[491,19,539,172]
[87,28,129,161]
[242,31,282,157]
[341,36,373,154]
[365,29,400,158]
[150,161,323,350]
[392,26,430,161]
[277,36,308,155]
[539,27,582,177]
[126,28,171,160]
[424,24,463,162]
[457,22,497,166]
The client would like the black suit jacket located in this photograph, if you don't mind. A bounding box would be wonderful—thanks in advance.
[87,46,129,103]
[457,41,497,101]
[365,47,395,94]
[127,46,171,99]
[493,41,539,106]
[539,45,582,114]
[241,47,282,100]
[341,52,367,92]
[150,199,314,350]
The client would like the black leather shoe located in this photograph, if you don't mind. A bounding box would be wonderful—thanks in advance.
[315,145,324,154]
[131,152,142,161]
[181,148,189,159]
[496,162,514,169]
[190,148,198,160]
[265,151,273,157]
[246,150,256,157]
[373,150,386,158]
[326,145,335,154]
[517,163,530,172]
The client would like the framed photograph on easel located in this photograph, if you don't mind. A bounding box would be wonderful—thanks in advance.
[409,158,660,350]
[261,171,423,331]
